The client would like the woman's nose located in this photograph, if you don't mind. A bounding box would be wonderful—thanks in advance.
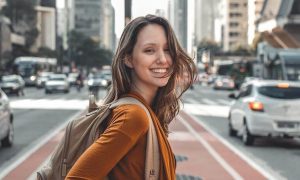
[157,50,167,64]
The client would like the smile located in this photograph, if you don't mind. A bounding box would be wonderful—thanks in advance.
[150,68,168,73]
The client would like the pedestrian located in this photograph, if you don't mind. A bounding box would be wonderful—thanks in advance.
[66,14,196,180]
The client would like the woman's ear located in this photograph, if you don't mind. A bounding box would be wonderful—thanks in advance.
[124,56,133,68]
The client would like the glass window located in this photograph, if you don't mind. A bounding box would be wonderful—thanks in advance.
[258,86,300,99]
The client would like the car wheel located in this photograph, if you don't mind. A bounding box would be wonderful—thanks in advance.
[1,122,14,147]
[242,121,255,146]
[228,115,237,137]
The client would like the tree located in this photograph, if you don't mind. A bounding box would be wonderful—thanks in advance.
[197,38,221,54]
[68,30,113,69]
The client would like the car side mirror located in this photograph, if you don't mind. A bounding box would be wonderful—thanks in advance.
[228,93,236,99]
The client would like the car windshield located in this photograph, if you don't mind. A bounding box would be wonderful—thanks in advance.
[49,77,65,81]
[2,77,18,83]
[258,86,300,99]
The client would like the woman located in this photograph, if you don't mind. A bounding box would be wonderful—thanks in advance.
[66,14,196,180]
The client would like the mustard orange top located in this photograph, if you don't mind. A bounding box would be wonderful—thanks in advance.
[66,92,176,180]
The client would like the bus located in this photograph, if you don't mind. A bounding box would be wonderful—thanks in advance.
[13,56,57,86]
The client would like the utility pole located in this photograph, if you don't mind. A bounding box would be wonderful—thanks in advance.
[124,0,131,26]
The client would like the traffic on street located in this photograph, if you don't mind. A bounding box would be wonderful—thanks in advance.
[0,83,299,179]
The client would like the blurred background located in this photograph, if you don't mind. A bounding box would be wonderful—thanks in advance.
[1,1,300,179]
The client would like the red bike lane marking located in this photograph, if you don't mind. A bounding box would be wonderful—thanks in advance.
[179,111,268,180]
[2,132,64,180]
[169,118,233,179]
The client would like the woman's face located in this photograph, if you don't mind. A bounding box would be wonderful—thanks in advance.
[125,24,173,92]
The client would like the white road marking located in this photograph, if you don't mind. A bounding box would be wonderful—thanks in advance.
[177,115,244,180]
[201,98,217,105]
[183,103,229,118]
[217,99,231,105]
[10,99,89,110]
[183,112,281,180]
[0,110,85,179]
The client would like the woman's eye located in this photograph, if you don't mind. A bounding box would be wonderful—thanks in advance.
[145,49,155,53]
[164,49,170,52]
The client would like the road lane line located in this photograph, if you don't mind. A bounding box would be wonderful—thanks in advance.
[181,111,280,180]
[0,110,85,179]
[177,115,244,180]
[201,98,217,105]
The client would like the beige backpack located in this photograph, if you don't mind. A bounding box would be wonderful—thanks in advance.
[36,96,160,180]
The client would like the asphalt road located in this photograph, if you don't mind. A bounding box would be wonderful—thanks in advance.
[1,83,300,179]
[0,86,107,171]
[183,84,300,180]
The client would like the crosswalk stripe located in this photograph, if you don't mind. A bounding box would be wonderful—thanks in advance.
[183,103,229,118]
[216,99,230,105]
[10,99,89,110]
[201,98,217,105]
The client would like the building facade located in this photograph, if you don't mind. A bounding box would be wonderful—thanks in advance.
[31,6,56,52]
[223,0,248,51]
[168,0,188,50]
[70,0,115,51]
[248,0,264,45]
[194,0,221,45]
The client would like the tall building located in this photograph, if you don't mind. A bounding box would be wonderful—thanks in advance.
[194,0,221,45]
[70,0,115,51]
[248,0,264,45]
[101,0,115,51]
[72,0,102,40]
[32,6,56,51]
[223,0,248,51]
[168,0,188,50]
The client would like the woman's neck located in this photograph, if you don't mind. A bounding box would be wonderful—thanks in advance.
[131,86,157,105]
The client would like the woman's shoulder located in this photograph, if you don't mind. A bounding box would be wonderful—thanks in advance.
[112,104,150,131]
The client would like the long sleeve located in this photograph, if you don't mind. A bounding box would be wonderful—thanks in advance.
[66,104,149,180]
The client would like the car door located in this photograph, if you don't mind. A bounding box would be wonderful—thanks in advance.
[0,90,7,139]
[231,85,252,130]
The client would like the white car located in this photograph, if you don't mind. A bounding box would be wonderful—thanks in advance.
[228,80,300,146]
[0,89,13,147]
[36,72,54,88]
[45,74,70,94]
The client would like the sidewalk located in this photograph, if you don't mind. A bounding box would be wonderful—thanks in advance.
[0,110,271,180]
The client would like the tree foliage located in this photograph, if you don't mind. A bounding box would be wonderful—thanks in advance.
[68,30,113,68]
[197,38,221,53]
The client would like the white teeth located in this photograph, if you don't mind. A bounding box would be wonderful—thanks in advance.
[151,69,167,73]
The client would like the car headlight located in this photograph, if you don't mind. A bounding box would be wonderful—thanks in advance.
[88,80,94,86]
[30,76,36,81]
[101,80,108,86]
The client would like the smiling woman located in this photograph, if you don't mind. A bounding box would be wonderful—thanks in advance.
[65,15,197,180]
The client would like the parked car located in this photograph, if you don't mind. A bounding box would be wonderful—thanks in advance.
[0,89,14,147]
[45,74,70,94]
[213,76,235,90]
[0,75,25,96]
[36,72,54,88]
[228,80,300,146]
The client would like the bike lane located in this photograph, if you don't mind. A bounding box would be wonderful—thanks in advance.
[0,110,271,180]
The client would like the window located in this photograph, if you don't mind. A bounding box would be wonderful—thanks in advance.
[230,3,239,8]
[238,85,252,98]
[258,86,300,99]
[229,22,239,27]
[229,32,239,37]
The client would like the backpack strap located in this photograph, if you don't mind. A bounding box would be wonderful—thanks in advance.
[110,97,160,180]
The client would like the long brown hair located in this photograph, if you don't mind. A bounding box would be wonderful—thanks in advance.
[103,14,197,134]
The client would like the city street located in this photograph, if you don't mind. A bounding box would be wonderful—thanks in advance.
[0,84,299,179]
